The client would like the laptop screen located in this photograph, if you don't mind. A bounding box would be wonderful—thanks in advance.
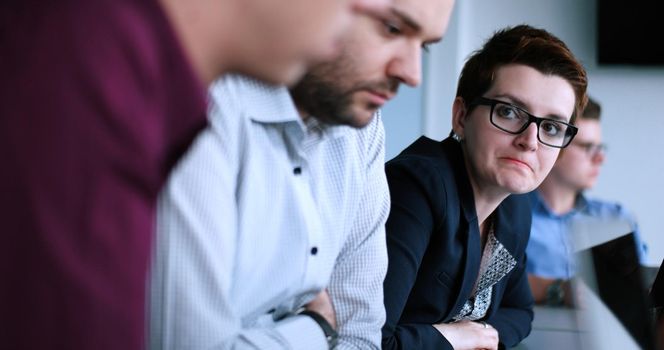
[650,259,664,308]
[577,232,656,350]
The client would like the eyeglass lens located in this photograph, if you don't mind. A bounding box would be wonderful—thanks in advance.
[576,142,607,156]
[490,102,572,148]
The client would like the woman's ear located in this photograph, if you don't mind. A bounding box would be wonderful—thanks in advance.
[452,97,468,139]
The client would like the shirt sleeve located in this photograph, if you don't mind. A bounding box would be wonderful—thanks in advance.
[327,113,391,349]
[148,84,327,350]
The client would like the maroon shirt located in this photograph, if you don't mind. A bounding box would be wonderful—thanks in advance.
[0,0,207,348]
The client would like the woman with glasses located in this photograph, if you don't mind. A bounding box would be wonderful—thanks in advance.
[381,25,588,350]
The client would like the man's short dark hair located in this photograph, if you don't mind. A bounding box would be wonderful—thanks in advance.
[581,97,601,121]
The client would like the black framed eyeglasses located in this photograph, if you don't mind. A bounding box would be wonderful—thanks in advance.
[573,141,607,157]
[470,97,578,148]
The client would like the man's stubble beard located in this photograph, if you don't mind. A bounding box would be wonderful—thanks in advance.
[290,60,399,128]
[290,71,358,127]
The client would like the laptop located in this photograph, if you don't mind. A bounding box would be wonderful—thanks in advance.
[650,259,664,308]
[576,231,656,350]
[518,219,655,350]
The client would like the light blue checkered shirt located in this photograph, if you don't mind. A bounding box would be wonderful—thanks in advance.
[148,75,390,349]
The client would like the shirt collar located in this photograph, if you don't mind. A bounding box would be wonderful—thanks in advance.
[236,76,354,139]
[303,117,352,139]
[239,79,301,124]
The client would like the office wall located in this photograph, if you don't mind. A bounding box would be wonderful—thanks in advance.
[381,0,664,265]
[381,82,423,160]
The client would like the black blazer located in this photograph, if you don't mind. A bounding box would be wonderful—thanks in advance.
[382,136,534,350]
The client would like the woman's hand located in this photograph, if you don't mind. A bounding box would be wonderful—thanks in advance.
[433,320,499,350]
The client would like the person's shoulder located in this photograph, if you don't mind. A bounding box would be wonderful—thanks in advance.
[354,110,385,145]
[339,112,386,171]
[208,74,296,125]
[584,196,634,219]
[209,75,288,106]
[386,136,450,170]
[384,137,457,193]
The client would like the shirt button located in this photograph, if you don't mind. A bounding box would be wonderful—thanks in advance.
[293,167,302,175]
[310,247,318,255]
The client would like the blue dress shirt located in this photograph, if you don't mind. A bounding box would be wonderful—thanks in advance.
[527,191,647,279]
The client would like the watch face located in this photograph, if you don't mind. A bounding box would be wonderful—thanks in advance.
[546,280,565,306]
[328,334,338,349]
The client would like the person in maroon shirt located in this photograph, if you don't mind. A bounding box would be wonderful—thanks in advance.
[0,0,390,348]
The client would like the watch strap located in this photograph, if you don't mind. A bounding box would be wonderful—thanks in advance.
[298,310,338,349]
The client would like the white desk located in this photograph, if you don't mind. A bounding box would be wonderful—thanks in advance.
[512,306,583,350]
[512,281,640,350]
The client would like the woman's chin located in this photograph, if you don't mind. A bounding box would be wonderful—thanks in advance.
[501,181,536,195]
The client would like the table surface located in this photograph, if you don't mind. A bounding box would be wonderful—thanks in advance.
[512,282,641,350]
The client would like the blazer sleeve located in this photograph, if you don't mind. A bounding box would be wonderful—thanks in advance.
[381,157,453,350]
[486,204,534,349]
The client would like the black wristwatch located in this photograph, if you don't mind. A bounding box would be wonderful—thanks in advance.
[298,310,338,349]
[546,279,565,306]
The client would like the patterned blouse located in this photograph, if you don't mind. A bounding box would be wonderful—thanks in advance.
[452,230,517,321]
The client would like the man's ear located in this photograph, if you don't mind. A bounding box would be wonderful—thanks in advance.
[452,97,468,138]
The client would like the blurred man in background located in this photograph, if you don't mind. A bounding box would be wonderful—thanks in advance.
[527,97,647,306]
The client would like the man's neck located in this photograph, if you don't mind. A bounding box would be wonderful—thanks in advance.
[537,180,578,215]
